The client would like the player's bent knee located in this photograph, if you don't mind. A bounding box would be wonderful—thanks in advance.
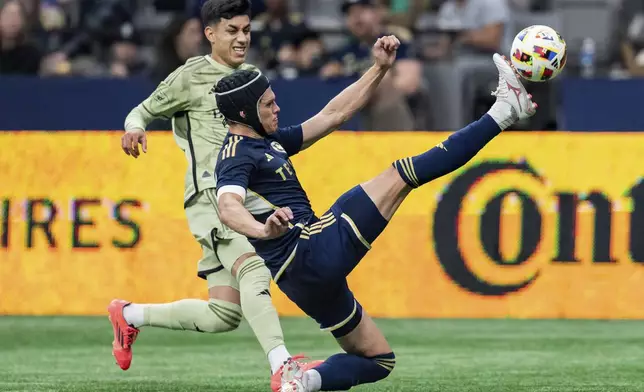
[208,285,241,305]
[203,298,242,332]
[328,301,363,339]
[231,252,258,278]
[336,309,392,357]
[235,255,271,288]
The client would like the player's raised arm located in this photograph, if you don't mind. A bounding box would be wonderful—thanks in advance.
[300,35,400,150]
[122,72,190,158]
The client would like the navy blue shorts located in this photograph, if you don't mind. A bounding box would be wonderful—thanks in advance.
[276,185,388,337]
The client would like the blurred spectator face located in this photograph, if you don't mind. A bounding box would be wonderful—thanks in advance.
[0,1,26,41]
[112,42,138,65]
[298,38,323,70]
[176,18,203,60]
[346,5,381,41]
[207,15,251,67]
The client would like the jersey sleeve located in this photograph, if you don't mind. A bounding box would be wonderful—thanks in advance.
[215,141,258,201]
[143,72,191,119]
[273,125,304,156]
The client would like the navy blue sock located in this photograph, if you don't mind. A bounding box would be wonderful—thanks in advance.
[393,114,501,188]
[314,352,395,391]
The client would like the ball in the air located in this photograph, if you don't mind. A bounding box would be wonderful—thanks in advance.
[510,25,567,82]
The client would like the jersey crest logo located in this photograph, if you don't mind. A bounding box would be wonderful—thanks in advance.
[270,141,286,154]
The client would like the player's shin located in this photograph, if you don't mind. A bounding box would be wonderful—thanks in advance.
[308,352,396,391]
[236,255,290,373]
[122,299,242,332]
[393,113,503,188]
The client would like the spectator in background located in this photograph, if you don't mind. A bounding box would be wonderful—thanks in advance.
[150,15,204,83]
[18,0,42,34]
[107,22,148,78]
[251,0,308,72]
[251,0,266,18]
[618,0,644,77]
[293,30,325,76]
[321,0,423,131]
[376,0,429,30]
[0,0,42,74]
[274,29,326,79]
[424,0,509,59]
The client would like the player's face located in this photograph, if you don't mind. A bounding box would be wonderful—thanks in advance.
[258,88,280,135]
[205,15,251,68]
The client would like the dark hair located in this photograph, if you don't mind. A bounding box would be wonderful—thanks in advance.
[201,0,251,26]
[293,29,321,48]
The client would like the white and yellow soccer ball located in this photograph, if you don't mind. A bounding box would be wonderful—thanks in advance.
[510,25,567,82]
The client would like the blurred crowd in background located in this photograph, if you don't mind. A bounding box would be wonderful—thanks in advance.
[1,0,643,130]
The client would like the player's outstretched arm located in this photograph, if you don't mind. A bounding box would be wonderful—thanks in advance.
[122,74,190,158]
[299,35,400,150]
[218,193,293,240]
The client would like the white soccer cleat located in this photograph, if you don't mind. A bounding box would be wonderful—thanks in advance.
[491,53,538,122]
[279,358,307,392]
[280,380,306,392]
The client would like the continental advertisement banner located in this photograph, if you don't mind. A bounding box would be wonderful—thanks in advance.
[1,131,643,318]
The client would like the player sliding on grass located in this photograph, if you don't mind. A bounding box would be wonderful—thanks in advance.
[108,0,302,383]
[213,34,537,391]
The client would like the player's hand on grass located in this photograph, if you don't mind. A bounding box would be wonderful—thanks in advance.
[121,130,147,158]
[372,35,400,69]
[262,207,293,240]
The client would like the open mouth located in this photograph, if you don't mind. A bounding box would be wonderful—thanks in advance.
[233,47,246,55]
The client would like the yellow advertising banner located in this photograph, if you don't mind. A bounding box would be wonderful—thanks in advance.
[1,131,643,318]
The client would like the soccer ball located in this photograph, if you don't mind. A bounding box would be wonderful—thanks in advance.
[510,25,567,82]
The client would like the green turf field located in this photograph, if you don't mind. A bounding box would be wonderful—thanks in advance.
[1,317,643,391]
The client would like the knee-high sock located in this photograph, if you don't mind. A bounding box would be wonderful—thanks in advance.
[393,113,502,188]
[306,352,396,391]
[123,298,242,333]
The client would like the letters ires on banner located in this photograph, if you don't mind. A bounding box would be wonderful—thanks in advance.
[0,198,141,249]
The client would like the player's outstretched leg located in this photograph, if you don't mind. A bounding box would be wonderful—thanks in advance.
[366,53,537,221]
[280,312,394,392]
[108,292,242,371]
[108,261,244,371]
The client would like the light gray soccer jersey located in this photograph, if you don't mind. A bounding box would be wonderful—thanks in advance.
[125,55,258,204]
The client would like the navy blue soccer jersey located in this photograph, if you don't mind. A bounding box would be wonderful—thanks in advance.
[215,125,314,274]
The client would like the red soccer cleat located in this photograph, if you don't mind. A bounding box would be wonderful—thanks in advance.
[107,299,139,371]
[271,355,324,392]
